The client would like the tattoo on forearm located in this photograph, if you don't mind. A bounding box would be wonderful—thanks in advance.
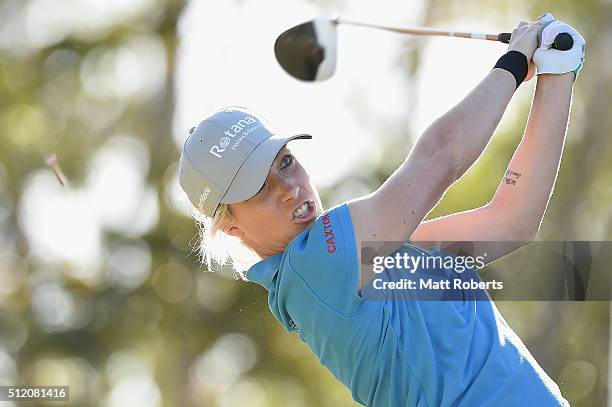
[504,169,522,186]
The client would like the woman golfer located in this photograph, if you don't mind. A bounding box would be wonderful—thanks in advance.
[179,16,584,407]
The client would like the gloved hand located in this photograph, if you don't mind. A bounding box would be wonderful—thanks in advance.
[533,13,585,76]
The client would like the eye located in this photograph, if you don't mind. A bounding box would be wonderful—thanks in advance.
[280,154,294,170]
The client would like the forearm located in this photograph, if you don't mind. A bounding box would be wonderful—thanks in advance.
[360,69,517,244]
[490,73,574,237]
[427,68,516,180]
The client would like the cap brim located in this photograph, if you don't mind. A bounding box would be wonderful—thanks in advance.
[220,134,312,204]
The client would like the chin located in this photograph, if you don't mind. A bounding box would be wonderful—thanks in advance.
[294,220,313,232]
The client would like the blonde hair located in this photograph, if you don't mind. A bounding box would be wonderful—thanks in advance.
[192,203,260,280]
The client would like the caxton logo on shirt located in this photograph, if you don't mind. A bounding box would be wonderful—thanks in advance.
[322,214,336,253]
[209,115,261,158]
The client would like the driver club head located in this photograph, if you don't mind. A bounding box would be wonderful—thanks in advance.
[274,16,338,82]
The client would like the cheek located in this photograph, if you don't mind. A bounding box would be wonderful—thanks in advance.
[295,166,311,185]
[242,205,284,231]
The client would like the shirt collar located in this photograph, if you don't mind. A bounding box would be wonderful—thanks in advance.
[246,253,283,290]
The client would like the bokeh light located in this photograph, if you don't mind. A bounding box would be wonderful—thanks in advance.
[152,262,193,304]
[0,314,29,353]
[558,360,598,403]
[0,349,17,386]
[31,282,89,332]
[189,333,258,397]
[28,357,99,406]
[106,240,152,292]
[86,135,159,237]
[105,350,161,407]
[19,172,103,283]
[80,35,167,102]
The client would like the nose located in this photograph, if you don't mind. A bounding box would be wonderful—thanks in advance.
[278,178,299,202]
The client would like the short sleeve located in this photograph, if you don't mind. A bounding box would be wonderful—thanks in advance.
[286,203,366,317]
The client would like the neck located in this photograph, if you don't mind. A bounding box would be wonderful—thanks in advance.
[243,237,286,259]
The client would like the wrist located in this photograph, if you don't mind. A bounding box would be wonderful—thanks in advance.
[506,48,528,60]
[537,72,575,84]
[491,67,519,91]
[493,51,529,89]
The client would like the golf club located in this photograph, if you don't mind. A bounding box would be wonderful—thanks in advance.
[274,16,574,81]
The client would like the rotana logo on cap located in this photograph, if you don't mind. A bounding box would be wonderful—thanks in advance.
[178,107,312,218]
[209,113,262,159]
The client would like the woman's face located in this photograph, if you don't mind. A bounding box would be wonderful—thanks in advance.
[228,146,323,258]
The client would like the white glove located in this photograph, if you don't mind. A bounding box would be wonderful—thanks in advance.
[533,13,585,76]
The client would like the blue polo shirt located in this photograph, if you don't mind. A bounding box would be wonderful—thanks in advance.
[247,203,569,406]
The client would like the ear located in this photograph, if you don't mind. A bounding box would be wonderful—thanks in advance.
[225,225,244,238]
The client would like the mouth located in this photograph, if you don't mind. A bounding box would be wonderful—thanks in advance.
[292,200,316,223]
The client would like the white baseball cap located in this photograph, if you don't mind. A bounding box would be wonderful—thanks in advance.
[179,107,311,217]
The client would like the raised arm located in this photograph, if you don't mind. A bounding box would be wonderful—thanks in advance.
[490,73,574,235]
[409,17,584,264]
[409,73,574,261]
[348,21,542,258]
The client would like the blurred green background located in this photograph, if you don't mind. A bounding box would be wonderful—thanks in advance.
[0,0,610,406]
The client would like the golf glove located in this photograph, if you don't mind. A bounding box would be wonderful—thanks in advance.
[533,14,585,76]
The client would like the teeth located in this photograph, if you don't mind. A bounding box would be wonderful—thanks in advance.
[293,202,309,218]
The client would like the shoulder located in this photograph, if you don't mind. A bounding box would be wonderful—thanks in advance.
[288,203,355,265]
[285,203,364,316]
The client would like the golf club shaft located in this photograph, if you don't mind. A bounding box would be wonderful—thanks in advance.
[336,18,504,42]
[335,18,574,50]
